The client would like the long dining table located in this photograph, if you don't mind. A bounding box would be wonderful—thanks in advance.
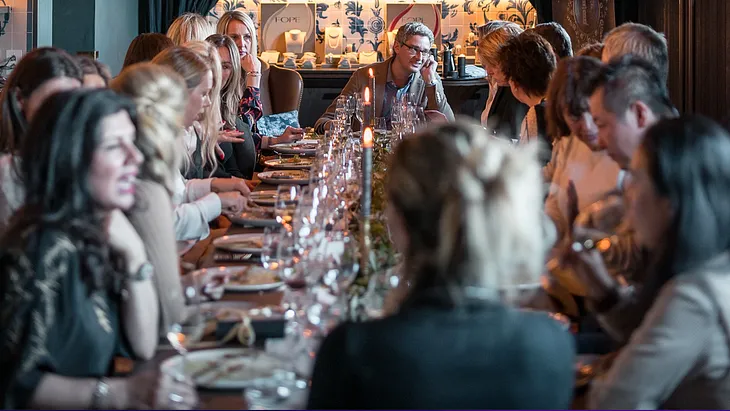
[136,176,293,410]
[132,171,593,410]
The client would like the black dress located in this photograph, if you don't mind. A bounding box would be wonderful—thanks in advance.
[486,86,529,140]
[307,287,576,409]
[0,228,127,409]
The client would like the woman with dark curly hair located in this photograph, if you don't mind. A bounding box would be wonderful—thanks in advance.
[499,31,557,164]
[0,90,197,409]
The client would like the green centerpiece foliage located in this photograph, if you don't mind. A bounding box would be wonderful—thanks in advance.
[348,141,399,295]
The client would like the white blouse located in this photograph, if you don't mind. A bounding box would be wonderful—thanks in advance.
[544,136,621,241]
[172,172,221,241]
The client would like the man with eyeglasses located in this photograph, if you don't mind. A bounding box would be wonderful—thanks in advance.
[315,22,454,133]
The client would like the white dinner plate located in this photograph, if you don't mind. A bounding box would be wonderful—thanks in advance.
[257,170,309,185]
[269,141,319,155]
[159,348,285,389]
[249,190,278,206]
[212,233,264,254]
[264,157,314,170]
[222,265,284,292]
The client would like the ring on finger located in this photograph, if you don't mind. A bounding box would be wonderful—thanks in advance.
[169,393,184,403]
[571,238,595,253]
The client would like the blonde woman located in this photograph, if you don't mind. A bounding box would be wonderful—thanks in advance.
[183,40,225,177]
[477,21,528,139]
[151,47,248,241]
[216,10,303,153]
[167,12,215,46]
[110,63,189,334]
[207,33,257,179]
[308,121,575,409]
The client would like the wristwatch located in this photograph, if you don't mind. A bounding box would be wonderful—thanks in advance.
[129,261,154,282]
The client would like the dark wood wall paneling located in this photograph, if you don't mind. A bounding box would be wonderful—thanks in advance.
[690,0,730,122]
[636,0,730,122]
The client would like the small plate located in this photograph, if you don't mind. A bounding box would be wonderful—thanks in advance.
[214,304,286,322]
[224,265,284,292]
[159,348,285,389]
[213,233,264,254]
[229,209,279,228]
[249,190,278,206]
[257,170,309,185]
[270,141,319,155]
[264,157,314,169]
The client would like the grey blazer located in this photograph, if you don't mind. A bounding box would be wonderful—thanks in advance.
[590,252,730,409]
[314,57,454,134]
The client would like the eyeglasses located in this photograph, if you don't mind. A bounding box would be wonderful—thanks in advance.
[400,42,430,57]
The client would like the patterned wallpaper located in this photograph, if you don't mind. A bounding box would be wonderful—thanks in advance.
[209,0,536,55]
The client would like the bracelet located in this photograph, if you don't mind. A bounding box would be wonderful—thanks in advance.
[90,378,110,409]
[246,71,261,77]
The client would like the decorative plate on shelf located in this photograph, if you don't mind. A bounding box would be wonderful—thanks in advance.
[257,170,310,185]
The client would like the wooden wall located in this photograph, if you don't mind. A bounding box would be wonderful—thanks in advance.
[637,0,730,122]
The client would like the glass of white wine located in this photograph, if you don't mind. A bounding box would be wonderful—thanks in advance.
[275,185,301,230]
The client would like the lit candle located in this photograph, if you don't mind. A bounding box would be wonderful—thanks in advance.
[368,68,376,125]
[363,86,372,128]
[361,127,373,219]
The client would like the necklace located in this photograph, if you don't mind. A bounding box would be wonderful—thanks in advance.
[326,27,342,50]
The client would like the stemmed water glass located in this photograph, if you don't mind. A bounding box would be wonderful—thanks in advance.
[275,185,300,231]
[166,274,205,375]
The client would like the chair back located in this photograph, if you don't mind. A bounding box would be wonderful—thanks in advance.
[261,64,303,116]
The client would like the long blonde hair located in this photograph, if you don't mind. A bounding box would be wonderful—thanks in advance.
[206,34,242,127]
[167,13,215,46]
[185,41,222,173]
[111,63,186,194]
[151,46,213,174]
[217,10,258,56]
[387,121,544,304]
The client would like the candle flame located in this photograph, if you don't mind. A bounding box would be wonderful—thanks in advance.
[369,68,374,78]
[363,127,373,148]
[364,87,370,103]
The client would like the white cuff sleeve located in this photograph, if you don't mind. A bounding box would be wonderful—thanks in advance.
[184,178,214,202]
[173,193,221,241]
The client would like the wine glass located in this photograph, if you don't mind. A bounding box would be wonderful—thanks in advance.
[261,226,283,270]
[166,273,205,375]
[275,185,301,230]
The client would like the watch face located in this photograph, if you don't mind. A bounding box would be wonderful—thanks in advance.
[135,262,154,281]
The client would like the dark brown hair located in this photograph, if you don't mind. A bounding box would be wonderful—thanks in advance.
[499,31,557,98]
[123,33,174,69]
[530,22,573,59]
[75,55,111,85]
[0,47,83,153]
[546,56,603,139]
